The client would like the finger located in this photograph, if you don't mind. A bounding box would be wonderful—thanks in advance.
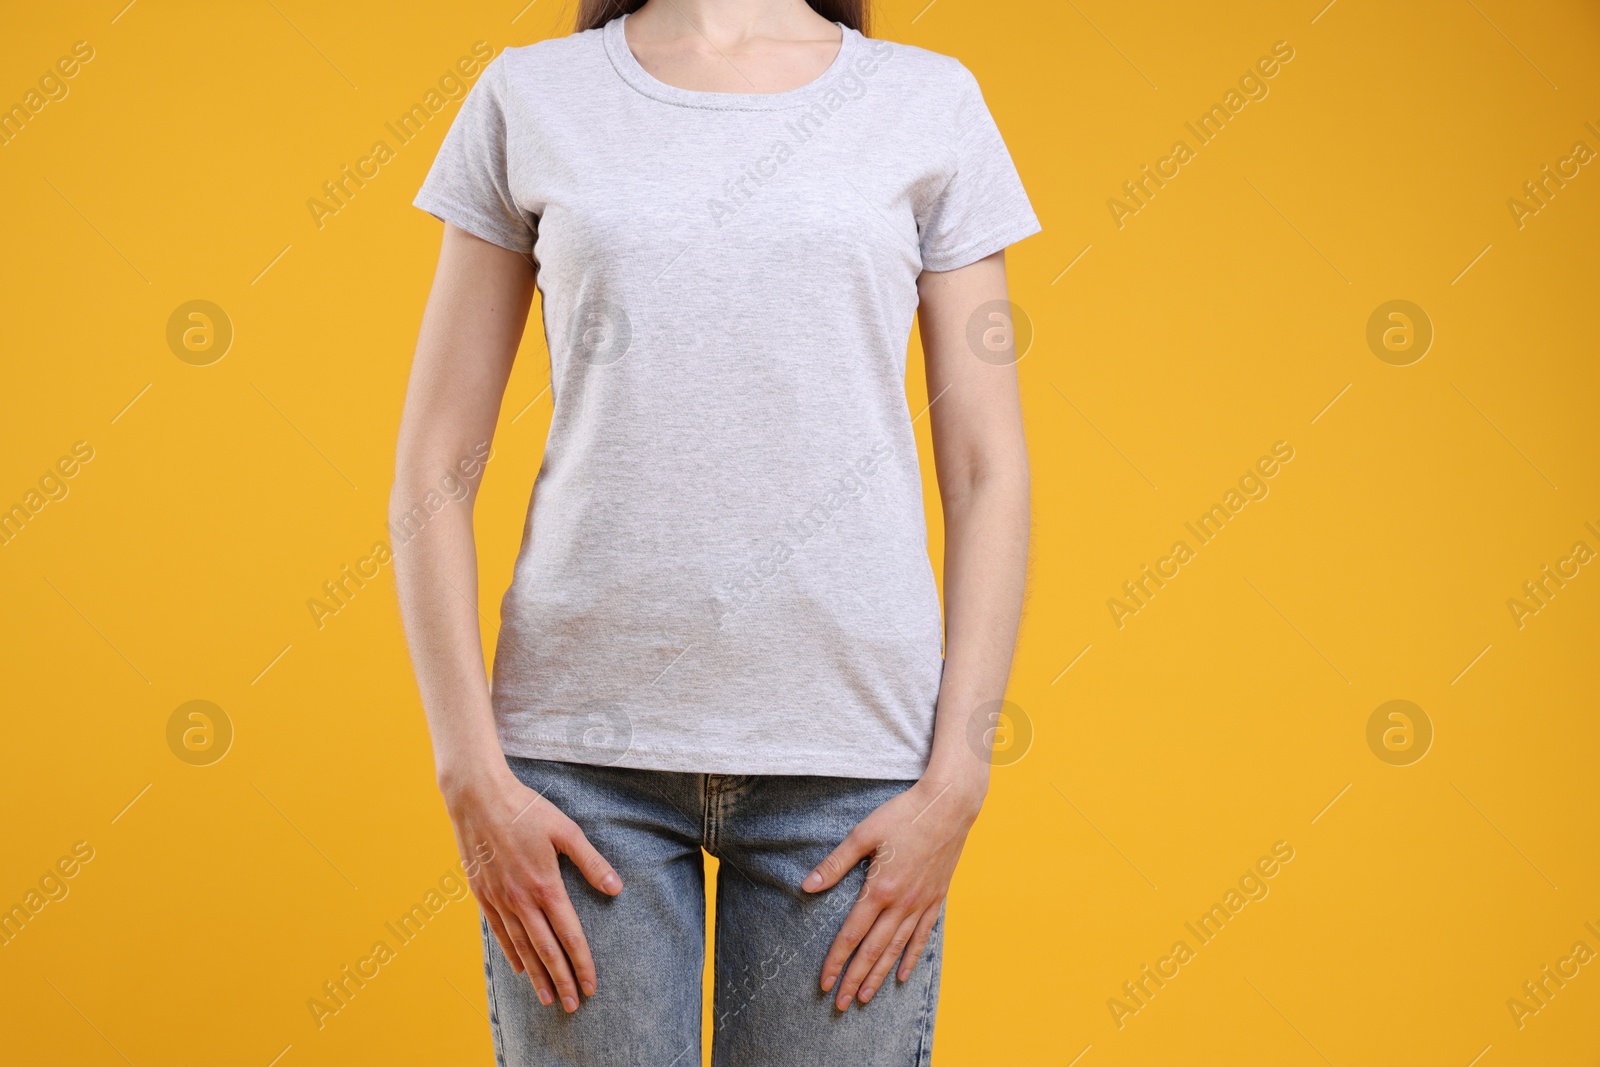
[501,908,557,1006]
[859,912,920,1004]
[820,895,884,994]
[835,909,908,1010]
[542,885,600,997]
[803,827,875,893]
[480,901,522,974]
[555,823,623,896]
[520,905,582,1013]
[897,906,942,983]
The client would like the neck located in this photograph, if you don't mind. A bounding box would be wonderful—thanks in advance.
[630,0,833,44]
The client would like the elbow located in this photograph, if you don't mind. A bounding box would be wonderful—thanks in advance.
[940,447,1030,515]
[388,444,490,540]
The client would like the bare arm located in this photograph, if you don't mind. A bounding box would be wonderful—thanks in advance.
[805,249,1031,1007]
[916,250,1032,804]
[392,223,620,1015]
[393,226,528,791]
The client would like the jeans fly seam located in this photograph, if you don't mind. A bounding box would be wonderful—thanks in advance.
[702,773,717,853]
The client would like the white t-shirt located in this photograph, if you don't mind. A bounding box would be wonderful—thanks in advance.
[414,13,1041,778]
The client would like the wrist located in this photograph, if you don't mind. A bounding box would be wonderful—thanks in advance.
[436,755,516,812]
[916,764,989,818]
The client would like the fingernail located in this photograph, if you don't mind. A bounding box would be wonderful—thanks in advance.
[581,980,596,996]
[602,873,621,893]
[821,974,836,992]
[537,988,553,1006]
[802,871,822,891]
[862,986,876,1002]
[835,995,850,1010]
[563,996,578,1012]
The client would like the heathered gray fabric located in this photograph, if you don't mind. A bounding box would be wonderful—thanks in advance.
[413,13,1041,778]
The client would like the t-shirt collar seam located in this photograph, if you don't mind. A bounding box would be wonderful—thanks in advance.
[603,13,858,112]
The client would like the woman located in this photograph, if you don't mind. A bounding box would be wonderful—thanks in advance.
[393,0,1039,1062]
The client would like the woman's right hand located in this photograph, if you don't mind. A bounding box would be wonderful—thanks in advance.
[447,769,624,1013]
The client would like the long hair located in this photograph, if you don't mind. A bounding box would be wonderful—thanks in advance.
[576,0,869,35]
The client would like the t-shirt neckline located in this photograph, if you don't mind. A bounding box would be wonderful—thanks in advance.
[603,12,859,111]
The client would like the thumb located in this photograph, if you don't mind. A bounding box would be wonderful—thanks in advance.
[802,828,873,893]
[556,823,623,896]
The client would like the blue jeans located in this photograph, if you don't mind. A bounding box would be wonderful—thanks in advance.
[483,756,945,1066]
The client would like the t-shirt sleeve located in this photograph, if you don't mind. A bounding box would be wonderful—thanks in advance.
[917,64,1042,273]
[413,54,536,254]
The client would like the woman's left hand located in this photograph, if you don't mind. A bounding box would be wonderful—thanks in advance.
[802,776,984,1009]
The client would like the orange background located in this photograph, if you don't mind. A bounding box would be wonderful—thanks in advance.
[2,1,1598,1064]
